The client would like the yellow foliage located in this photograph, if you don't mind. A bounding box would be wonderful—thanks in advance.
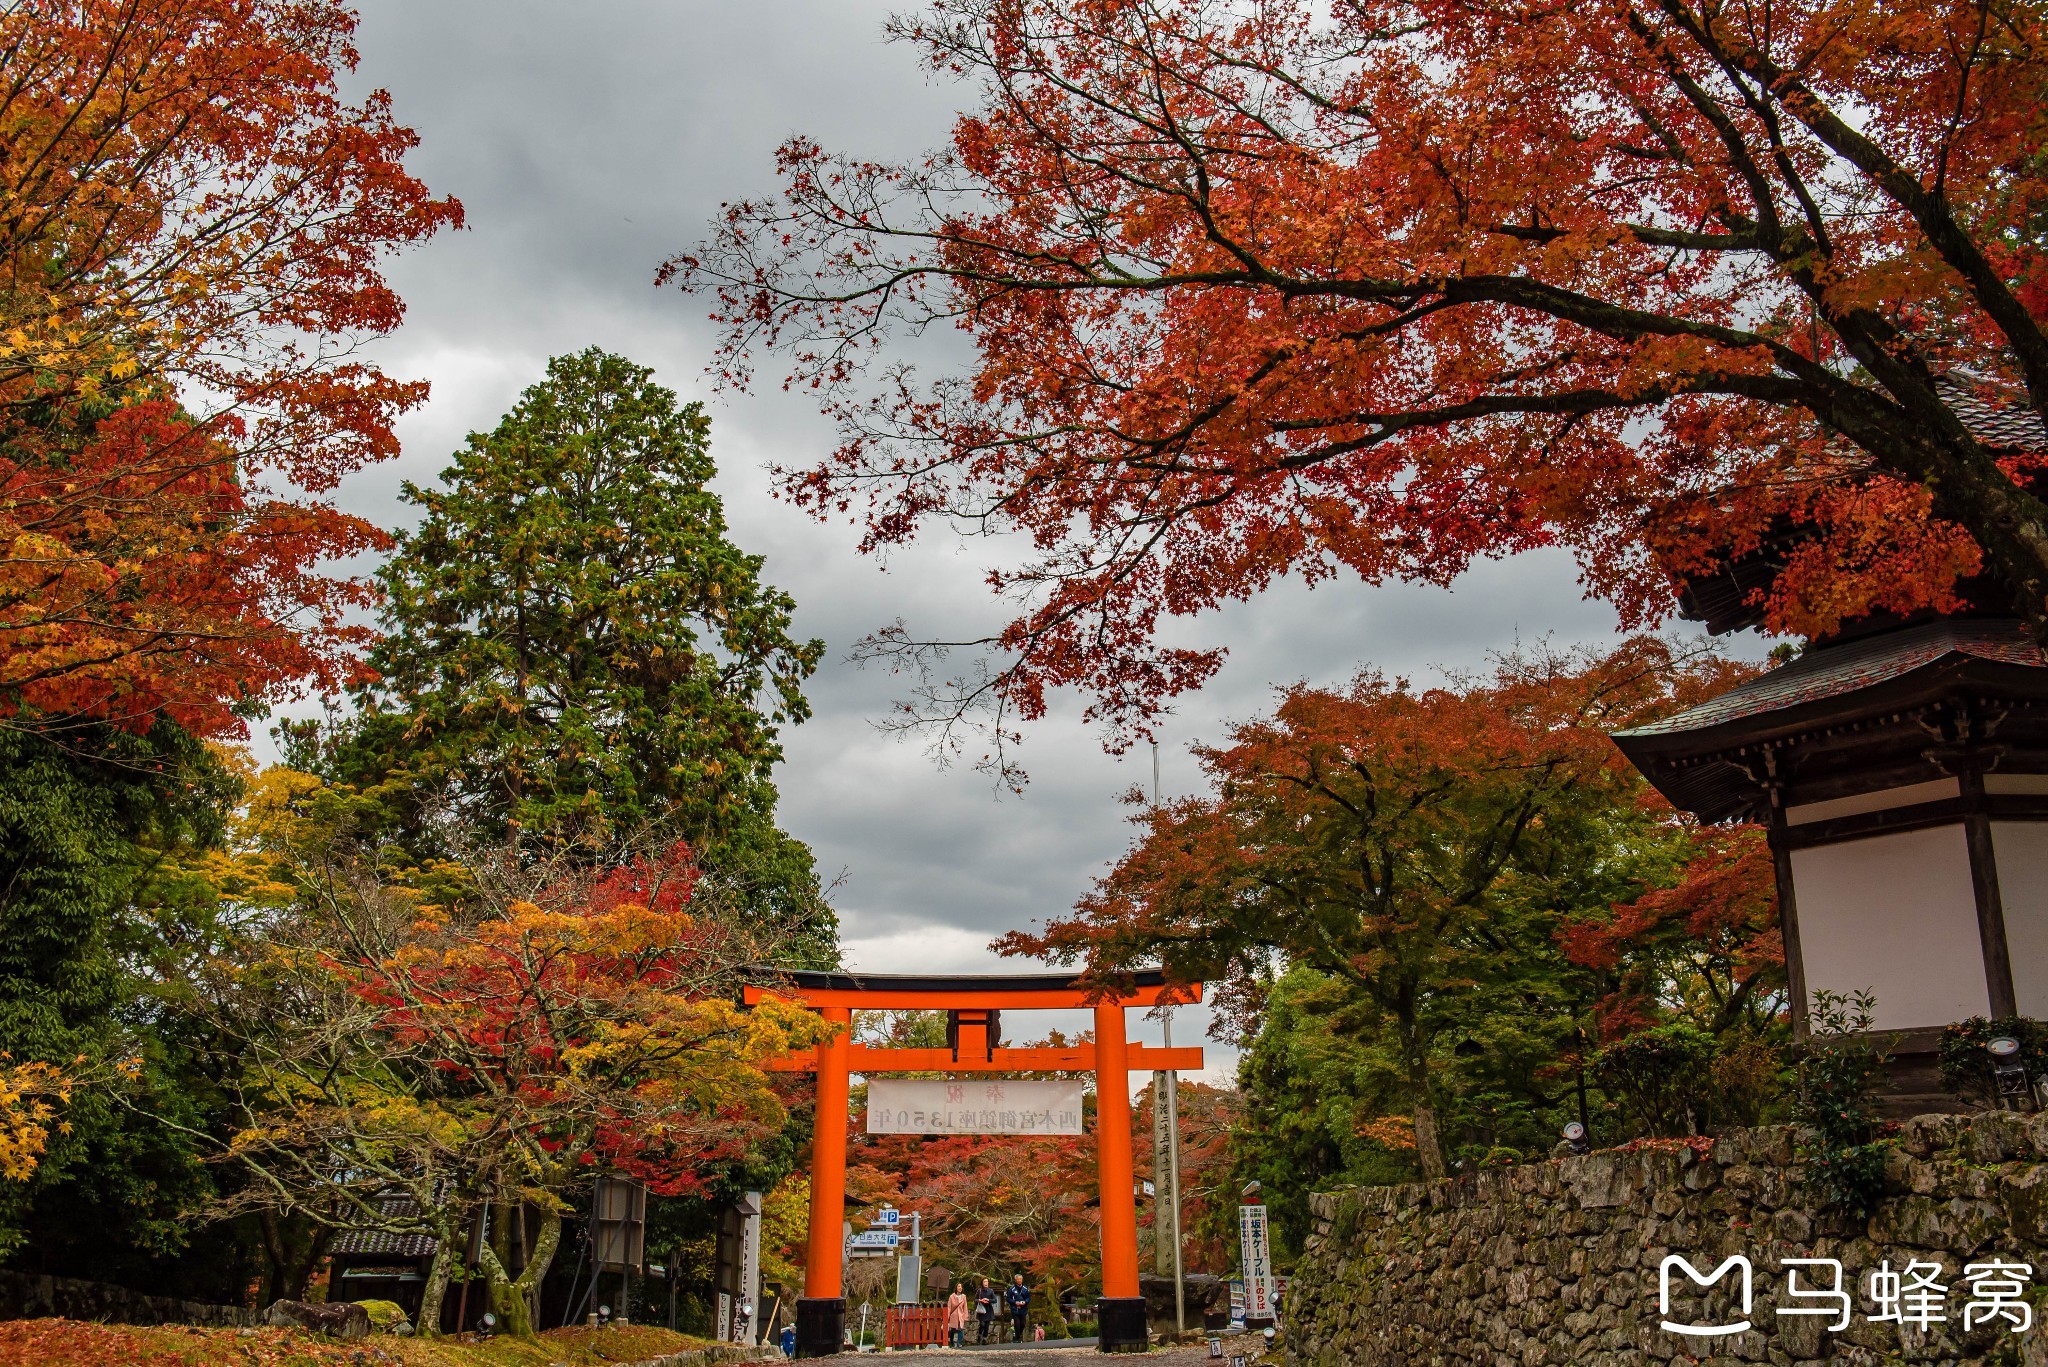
[0,1056,75,1181]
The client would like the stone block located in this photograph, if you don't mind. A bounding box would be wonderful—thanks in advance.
[263,1299,370,1339]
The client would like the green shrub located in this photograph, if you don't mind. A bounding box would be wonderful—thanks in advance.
[1938,1016,2048,1107]
[1795,989,1891,1220]
[1593,1023,1718,1137]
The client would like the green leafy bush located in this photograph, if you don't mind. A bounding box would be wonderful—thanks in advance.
[1593,1024,1718,1137]
[1938,1016,2048,1106]
[1795,989,1891,1219]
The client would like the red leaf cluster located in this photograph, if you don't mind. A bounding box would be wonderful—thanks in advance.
[0,0,459,734]
[680,0,2048,743]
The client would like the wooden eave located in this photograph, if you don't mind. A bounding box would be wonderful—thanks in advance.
[1613,653,2048,824]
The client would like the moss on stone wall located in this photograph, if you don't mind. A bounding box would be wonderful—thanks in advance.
[1287,1114,2048,1366]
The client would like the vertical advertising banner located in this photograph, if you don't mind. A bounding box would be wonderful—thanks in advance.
[1239,1203,1277,1323]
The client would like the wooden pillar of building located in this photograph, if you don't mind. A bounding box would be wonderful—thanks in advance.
[1091,1002,1147,1353]
[796,1007,851,1358]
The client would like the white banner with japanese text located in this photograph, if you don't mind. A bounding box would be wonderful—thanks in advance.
[865,1078,1085,1135]
[1240,1204,1278,1321]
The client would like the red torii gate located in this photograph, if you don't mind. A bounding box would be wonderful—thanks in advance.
[742,969,1203,1358]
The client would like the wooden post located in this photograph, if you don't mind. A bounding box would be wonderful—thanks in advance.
[1093,1001,1147,1351]
[1961,770,2020,1019]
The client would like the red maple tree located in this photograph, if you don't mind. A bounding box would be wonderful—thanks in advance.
[0,0,459,733]
[998,638,1773,1175]
[677,0,2048,755]
[214,827,823,1338]
[1559,821,1781,1040]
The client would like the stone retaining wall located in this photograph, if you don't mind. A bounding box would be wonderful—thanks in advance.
[0,1268,259,1328]
[1287,1113,2048,1366]
[621,1347,784,1367]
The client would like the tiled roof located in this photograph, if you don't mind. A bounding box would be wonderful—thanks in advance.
[1674,379,2041,636]
[330,1194,439,1260]
[1938,377,2048,452]
[1616,617,2046,739]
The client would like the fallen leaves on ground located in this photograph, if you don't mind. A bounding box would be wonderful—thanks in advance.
[0,1319,716,1367]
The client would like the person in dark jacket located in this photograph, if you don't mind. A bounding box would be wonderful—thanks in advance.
[1005,1274,1032,1342]
[974,1278,998,1344]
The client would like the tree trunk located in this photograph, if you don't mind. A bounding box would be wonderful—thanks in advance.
[1395,981,1448,1181]
[417,1233,454,1338]
[257,1211,335,1305]
[290,1225,334,1302]
[1410,1102,1447,1183]
[258,1209,290,1306]
[480,1208,563,1339]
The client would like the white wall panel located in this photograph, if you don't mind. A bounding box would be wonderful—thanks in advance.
[1790,824,1987,1030]
[1993,821,2048,1018]
[1786,778,1959,826]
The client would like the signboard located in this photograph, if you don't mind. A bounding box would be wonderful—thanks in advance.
[738,1190,763,1343]
[1152,1071,1179,1271]
[1239,1204,1278,1323]
[877,1207,901,1226]
[896,1254,923,1305]
[591,1176,648,1271]
[716,1291,732,1341]
[850,1229,900,1251]
[866,1079,1085,1136]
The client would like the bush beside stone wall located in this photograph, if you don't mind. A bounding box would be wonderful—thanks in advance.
[0,1268,259,1328]
[1287,1113,2048,1366]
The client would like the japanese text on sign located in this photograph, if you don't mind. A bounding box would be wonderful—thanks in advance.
[1240,1203,1278,1321]
[866,1079,1085,1136]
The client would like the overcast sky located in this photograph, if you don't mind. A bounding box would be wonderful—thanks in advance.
[323,2,1738,1077]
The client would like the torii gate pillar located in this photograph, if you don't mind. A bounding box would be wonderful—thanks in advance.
[795,1006,852,1355]
[1090,999,1147,1347]
[746,969,1202,1357]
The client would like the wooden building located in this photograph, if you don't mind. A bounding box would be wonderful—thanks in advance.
[1612,382,2048,1110]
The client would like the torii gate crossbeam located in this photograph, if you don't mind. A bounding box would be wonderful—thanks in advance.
[743,969,1202,1358]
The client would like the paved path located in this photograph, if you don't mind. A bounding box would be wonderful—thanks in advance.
[853,1339,1274,1367]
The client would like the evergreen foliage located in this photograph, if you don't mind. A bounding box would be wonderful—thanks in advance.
[314,349,835,964]
[1794,989,1892,1220]
[0,722,251,1293]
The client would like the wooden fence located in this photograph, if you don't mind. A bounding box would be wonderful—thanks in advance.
[884,1303,947,1347]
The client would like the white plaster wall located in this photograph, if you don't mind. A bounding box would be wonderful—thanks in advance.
[1993,821,2048,1019]
[1789,824,1988,1030]
[1785,778,1960,826]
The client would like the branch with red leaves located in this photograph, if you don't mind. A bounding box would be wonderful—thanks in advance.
[676,0,2048,771]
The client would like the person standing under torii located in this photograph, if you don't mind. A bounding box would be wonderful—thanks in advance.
[1005,1273,1031,1343]
[944,1282,970,1348]
[974,1277,998,1344]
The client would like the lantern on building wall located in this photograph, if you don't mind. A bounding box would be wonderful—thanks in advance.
[1613,616,2048,1108]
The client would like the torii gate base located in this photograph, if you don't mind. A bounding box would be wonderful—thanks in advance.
[745,970,1202,1358]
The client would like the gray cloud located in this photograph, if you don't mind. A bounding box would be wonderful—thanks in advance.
[320,1,1761,1075]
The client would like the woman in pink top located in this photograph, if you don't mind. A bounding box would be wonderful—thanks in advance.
[944,1282,971,1348]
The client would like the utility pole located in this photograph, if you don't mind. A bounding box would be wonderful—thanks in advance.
[1165,1016,1185,1334]
[1148,737,1186,1333]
